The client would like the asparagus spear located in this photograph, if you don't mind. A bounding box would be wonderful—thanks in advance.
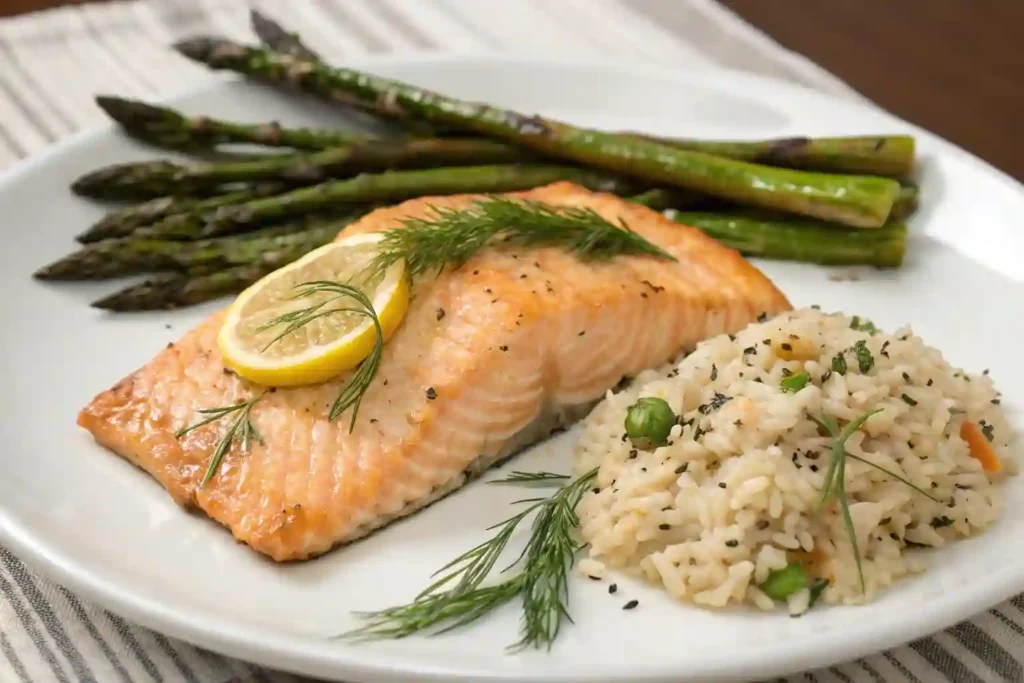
[71,138,530,200]
[98,94,915,179]
[664,210,906,268]
[239,14,916,177]
[137,164,635,240]
[249,8,321,61]
[34,220,341,281]
[76,183,289,243]
[93,263,291,311]
[95,95,368,152]
[631,134,915,177]
[174,39,900,228]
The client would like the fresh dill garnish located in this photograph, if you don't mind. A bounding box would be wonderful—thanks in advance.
[488,471,570,487]
[257,280,383,429]
[175,394,264,485]
[780,371,810,393]
[810,408,941,594]
[342,468,599,650]
[366,196,675,280]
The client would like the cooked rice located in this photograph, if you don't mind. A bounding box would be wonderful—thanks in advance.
[573,307,1017,609]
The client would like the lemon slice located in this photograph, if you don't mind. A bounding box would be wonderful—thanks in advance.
[217,232,408,387]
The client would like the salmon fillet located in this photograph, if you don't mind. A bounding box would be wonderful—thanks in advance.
[78,182,791,562]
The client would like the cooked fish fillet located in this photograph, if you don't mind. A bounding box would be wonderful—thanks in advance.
[78,182,791,561]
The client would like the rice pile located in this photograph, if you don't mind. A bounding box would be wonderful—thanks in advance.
[573,307,1017,611]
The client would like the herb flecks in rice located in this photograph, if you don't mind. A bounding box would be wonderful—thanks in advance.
[573,308,1017,612]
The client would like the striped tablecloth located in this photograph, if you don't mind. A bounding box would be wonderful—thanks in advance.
[0,1,1021,681]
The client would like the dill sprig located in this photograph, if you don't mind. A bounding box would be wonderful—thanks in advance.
[367,196,675,279]
[487,471,570,487]
[258,280,384,429]
[175,394,264,485]
[342,468,599,650]
[811,408,941,594]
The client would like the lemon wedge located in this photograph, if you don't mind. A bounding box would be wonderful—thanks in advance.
[217,231,408,387]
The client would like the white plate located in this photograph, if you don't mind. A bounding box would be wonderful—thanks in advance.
[1,55,1023,683]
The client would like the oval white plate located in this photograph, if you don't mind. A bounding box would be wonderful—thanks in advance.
[1,56,1023,683]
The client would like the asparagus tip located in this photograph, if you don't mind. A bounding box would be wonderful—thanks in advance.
[249,9,280,36]
[173,36,226,63]
[90,288,150,312]
[33,260,70,280]
[95,94,174,125]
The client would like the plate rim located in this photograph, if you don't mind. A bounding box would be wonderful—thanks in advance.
[2,52,1023,683]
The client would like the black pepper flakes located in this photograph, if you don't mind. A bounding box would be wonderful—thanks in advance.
[743,346,757,356]
[710,364,718,381]
[425,387,437,400]
[628,449,638,460]
[927,378,934,387]
[578,331,586,336]
[757,312,768,322]
[587,575,602,581]
[608,583,618,594]
[757,520,770,530]
[622,600,639,610]
[500,345,509,352]
[718,482,728,489]
[780,342,793,352]
[658,523,671,530]
[901,394,918,406]
[930,516,954,528]
[725,539,739,548]
[762,339,772,346]
[436,308,446,321]
[674,464,689,474]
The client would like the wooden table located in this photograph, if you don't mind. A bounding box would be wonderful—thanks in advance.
[4,0,1023,181]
